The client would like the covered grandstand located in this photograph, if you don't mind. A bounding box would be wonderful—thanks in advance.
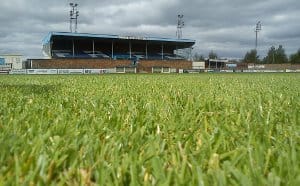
[29,32,195,73]
[43,32,195,60]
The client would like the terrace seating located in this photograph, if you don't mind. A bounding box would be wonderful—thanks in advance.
[164,54,185,60]
[147,53,163,60]
[113,53,131,60]
[52,49,185,60]
[75,51,91,58]
[83,51,110,59]
[52,50,73,58]
[131,52,145,60]
[52,50,112,59]
[146,53,184,60]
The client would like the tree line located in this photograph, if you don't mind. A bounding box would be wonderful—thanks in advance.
[193,51,218,61]
[244,46,300,64]
[193,47,300,64]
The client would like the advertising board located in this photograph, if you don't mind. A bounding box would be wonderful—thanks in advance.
[0,58,5,65]
[26,69,58,74]
[58,69,84,74]
[84,69,109,74]
[9,69,27,74]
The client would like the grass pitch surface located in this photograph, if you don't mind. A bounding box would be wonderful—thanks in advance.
[0,74,299,185]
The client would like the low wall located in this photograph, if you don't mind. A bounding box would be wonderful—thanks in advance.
[30,59,132,69]
[138,60,192,73]
[247,63,300,70]
[263,64,300,70]
[29,59,192,73]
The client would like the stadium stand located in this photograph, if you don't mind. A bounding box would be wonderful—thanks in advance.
[44,32,194,60]
[30,32,195,73]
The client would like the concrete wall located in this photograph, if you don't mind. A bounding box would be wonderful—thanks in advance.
[138,60,192,73]
[0,54,23,69]
[192,61,205,70]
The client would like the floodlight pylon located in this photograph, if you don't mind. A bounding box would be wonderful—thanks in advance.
[176,14,184,39]
[69,3,79,33]
[255,21,262,49]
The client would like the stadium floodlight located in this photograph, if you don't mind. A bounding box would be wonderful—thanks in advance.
[176,14,184,39]
[69,3,79,33]
[255,21,262,49]
[75,10,79,33]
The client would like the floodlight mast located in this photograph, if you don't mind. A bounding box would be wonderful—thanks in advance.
[176,14,184,39]
[69,3,79,33]
[255,21,262,49]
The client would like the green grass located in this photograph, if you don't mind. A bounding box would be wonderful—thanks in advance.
[0,73,299,185]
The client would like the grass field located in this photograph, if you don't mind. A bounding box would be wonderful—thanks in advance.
[0,73,299,185]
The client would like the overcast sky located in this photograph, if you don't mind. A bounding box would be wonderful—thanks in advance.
[0,0,299,59]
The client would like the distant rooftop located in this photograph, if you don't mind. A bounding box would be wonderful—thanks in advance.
[0,54,23,56]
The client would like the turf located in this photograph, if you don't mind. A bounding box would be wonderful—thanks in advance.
[0,73,299,185]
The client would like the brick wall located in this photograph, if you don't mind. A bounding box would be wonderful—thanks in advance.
[31,59,132,69]
[30,59,192,73]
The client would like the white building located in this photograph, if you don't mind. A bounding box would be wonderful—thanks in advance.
[192,61,205,70]
[0,54,23,69]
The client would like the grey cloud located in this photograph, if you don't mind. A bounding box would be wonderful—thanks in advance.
[0,0,300,58]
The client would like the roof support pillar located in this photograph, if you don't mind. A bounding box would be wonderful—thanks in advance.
[189,47,192,61]
[129,41,132,59]
[111,41,114,59]
[161,43,164,60]
[146,42,148,60]
[72,39,75,58]
[92,40,95,57]
[50,41,53,59]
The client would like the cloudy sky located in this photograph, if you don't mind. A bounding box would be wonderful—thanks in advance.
[0,0,299,59]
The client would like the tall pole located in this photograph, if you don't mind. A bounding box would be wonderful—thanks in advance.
[176,14,184,39]
[255,31,258,49]
[176,14,184,59]
[69,3,79,33]
[70,10,73,33]
[255,21,262,50]
[75,10,79,33]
